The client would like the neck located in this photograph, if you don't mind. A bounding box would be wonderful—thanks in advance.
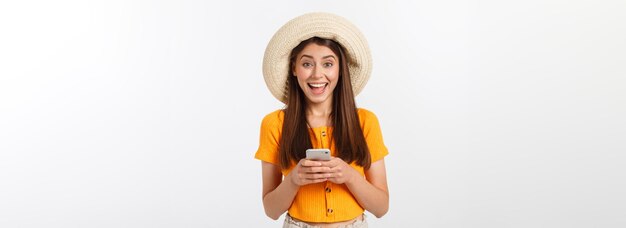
[306,98,333,118]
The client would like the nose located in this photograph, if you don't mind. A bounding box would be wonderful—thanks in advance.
[312,64,324,79]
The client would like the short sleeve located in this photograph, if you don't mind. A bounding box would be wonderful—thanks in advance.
[359,109,389,162]
[254,110,283,165]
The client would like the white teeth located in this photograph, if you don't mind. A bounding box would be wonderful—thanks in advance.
[309,83,326,88]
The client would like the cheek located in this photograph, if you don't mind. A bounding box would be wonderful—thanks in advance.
[294,70,308,87]
[328,69,340,82]
[294,67,308,78]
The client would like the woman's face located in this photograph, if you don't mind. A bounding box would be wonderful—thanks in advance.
[292,43,340,105]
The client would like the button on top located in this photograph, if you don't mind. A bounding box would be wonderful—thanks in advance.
[325,187,332,193]
[321,130,326,137]
[327,208,333,213]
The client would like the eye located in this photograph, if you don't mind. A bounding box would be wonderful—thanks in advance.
[323,62,333,67]
[302,62,313,67]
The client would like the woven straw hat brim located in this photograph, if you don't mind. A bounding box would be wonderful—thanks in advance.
[263,12,372,104]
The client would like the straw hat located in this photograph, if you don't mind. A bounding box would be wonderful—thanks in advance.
[262,12,372,103]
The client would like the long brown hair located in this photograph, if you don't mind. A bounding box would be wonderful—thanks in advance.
[279,37,371,170]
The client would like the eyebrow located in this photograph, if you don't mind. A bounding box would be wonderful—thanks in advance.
[300,55,337,60]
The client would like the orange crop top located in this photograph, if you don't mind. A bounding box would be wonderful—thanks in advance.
[255,108,388,223]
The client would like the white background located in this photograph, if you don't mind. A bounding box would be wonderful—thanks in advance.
[1,0,625,227]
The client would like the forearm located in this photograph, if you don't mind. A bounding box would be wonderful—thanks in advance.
[345,175,389,217]
[262,175,299,220]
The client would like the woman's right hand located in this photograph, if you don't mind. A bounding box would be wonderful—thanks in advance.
[289,159,332,186]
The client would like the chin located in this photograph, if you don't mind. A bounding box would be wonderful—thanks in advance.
[306,96,331,104]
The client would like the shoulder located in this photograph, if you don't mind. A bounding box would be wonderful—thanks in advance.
[357,108,379,123]
[357,108,384,134]
[261,109,285,128]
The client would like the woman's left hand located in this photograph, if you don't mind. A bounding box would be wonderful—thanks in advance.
[320,157,359,185]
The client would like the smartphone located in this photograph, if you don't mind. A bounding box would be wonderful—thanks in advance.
[306,148,331,161]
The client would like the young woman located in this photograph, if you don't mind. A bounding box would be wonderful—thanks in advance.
[256,13,389,228]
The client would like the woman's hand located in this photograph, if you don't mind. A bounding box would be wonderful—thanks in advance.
[321,157,360,185]
[288,159,332,186]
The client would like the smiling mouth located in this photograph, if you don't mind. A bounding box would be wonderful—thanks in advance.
[308,83,328,95]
